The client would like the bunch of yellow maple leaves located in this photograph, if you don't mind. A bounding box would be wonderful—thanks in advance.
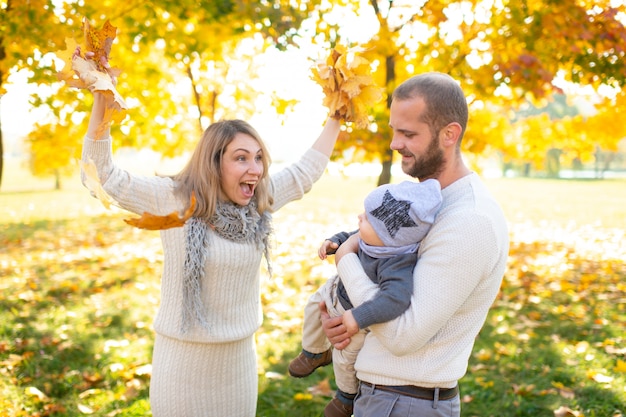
[310,45,383,129]
[57,18,127,138]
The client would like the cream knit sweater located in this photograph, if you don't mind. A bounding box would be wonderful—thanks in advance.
[82,136,329,343]
[338,173,509,389]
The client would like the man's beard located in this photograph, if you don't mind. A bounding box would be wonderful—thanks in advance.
[401,133,445,180]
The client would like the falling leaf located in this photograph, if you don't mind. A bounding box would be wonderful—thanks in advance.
[78,388,103,399]
[461,394,474,403]
[82,371,104,384]
[77,403,95,414]
[586,369,614,383]
[264,371,284,380]
[124,192,197,230]
[512,383,536,396]
[475,377,495,388]
[554,405,581,417]
[552,382,576,399]
[575,341,589,353]
[307,378,333,396]
[25,386,48,401]
[615,359,626,373]
[78,158,116,209]
[123,378,143,400]
[133,363,152,377]
[311,45,383,129]
[475,348,492,361]
[43,404,67,414]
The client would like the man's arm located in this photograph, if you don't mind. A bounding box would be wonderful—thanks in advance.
[349,254,415,329]
[338,214,505,356]
[321,233,365,348]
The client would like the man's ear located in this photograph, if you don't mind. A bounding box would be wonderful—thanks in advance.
[441,122,462,147]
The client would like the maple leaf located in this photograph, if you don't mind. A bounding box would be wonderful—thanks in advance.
[55,37,80,84]
[553,405,581,417]
[83,19,117,73]
[25,386,49,401]
[306,378,334,396]
[311,45,384,129]
[124,192,197,231]
[78,158,117,210]
[615,359,626,373]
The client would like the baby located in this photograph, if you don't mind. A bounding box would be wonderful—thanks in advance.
[289,179,443,417]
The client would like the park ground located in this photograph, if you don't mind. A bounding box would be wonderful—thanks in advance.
[1,161,625,417]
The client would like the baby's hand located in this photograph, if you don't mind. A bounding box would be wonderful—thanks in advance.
[343,310,360,336]
[318,240,339,260]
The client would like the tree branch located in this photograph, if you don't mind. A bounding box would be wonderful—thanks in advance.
[186,65,204,133]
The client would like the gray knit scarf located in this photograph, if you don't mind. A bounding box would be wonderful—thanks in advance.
[181,198,272,332]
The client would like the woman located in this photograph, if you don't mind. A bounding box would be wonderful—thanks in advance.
[78,51,341,416]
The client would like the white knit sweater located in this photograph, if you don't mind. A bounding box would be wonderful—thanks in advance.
[338,173,509,388]
[82,137,329,343]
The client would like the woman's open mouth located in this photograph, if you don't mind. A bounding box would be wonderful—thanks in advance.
[241,181,256,198]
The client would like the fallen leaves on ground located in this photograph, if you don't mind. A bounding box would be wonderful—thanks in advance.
[463,222,626,416]
[554,405,582,417]
[1,186,624,416]
[307,379,333,397]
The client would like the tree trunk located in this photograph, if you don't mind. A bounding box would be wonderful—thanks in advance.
[377,149,393,186]
[55,169,61,190]
[0,40,5,190]
[187,66,204,133]
[546,148,561,178]
[0,111,3,190]
[377,54,396,186]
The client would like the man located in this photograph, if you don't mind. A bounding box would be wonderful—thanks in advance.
[320,72,509,417]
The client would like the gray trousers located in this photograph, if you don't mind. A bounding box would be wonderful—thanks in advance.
[355,382,461,417]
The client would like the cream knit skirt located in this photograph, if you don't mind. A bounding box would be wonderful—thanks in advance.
[149,334,258,417]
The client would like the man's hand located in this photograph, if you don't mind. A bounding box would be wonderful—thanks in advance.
[334,233,359,265]
[320,301,351,350]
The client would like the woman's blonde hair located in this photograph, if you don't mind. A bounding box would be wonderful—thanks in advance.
[172,119,273,219]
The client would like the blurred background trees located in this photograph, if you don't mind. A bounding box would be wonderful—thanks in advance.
[1,0,625,189]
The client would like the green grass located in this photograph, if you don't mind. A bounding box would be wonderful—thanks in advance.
[1,166,625,416]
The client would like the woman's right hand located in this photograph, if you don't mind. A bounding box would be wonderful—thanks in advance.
[73,46,118,87]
